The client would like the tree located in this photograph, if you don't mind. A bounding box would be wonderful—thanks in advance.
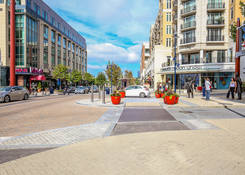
[105,62,122,87]
[135,78,141,85]
[83,72,95,85]
[52,65,68,88]
[124,70,135,85]
[67,70,82,86]
[96,72,107,87]
[230,1,245,41]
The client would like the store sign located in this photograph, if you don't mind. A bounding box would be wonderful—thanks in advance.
[15,67,44,75]
[162,65,221,72]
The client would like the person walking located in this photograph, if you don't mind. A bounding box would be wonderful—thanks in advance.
[236,73,243,100]
[227,78,236,99]
[64,86,69,95]
[186,81,194,98]
[205,78,211,100]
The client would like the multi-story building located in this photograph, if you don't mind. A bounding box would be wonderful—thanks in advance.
[230,0,245,25]
[144,0,173,89]
[0,0,87,87]
[140,42,150,84]
[160,0,236,90]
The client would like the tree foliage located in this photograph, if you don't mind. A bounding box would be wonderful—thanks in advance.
[83,72,95,85]
[52,65,68,81]
[124,70,135,85]
[96,72,107,86]
[105,62,122,86]
[67,70,82,84]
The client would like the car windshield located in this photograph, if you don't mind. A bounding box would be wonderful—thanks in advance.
[0,87,11,92]
[79,87,85,89]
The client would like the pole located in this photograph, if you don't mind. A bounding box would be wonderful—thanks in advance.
[111,64,112,94]
[235,18,241,76]
[174,34,177,93]
[10,0,16,86]
[91,84,94,103]
[102,85,105,104]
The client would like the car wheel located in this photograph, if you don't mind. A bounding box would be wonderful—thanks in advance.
[24,94,29,100]
[4,95,10,103]
[139,92,145,98]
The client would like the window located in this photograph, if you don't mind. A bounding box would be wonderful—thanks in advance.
[166,0,171,9]
[0,0,4,4]
[51,30,55,43]
[206,51,212,63]
[183,30,196,43]
[166,38,171,47]
[166,25,172,34]
[217,50,226,63]
[166,12,171,22]
[167,56,171,66]
[231,7,233,19]
[207,28,223,41]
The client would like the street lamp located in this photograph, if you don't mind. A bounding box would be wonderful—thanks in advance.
[174,33,177,93]
[110,64,112,94]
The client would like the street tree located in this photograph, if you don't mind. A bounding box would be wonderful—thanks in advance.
[124,70,135,85]
[52,65,68,89]
[105,62,122,88]
[83,72,95,86]
[96,72,107,87]
[67,70,82,86]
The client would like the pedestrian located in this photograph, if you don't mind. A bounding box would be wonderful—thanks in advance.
[186,81,194,98]
[205,78,211,100]
[64,86,68,95]
[227,78,236,99]
[235,73,243,100]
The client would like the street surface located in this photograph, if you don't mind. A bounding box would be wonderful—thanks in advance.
[0,93,245,174]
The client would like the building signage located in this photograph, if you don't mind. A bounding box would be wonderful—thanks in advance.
[15,67,44,75]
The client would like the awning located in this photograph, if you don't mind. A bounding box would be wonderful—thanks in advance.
[30,75,46,81]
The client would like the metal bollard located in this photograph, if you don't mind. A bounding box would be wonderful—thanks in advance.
[91,85,94,103]
[102,86,105,104]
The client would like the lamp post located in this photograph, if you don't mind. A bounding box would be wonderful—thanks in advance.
[10,0,16,86]
[174,33,177,93]
[110,64,112,94]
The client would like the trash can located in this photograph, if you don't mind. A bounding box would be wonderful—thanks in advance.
[49,87,54,94]
[106,88,110,95]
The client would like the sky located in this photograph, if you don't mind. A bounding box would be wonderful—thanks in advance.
[43,0,158,77]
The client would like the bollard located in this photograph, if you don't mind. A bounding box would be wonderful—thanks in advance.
[91,85,94,103]
[102,86,105,104]
[98,86,101,99]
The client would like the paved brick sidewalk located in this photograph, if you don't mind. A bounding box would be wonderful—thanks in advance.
[0,118,245,174]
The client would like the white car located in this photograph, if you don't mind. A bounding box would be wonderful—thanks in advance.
[125,85,150,98]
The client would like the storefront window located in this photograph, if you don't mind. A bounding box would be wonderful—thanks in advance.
[15,15,24,66]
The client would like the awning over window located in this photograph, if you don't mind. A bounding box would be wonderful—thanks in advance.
[30,75,46,81]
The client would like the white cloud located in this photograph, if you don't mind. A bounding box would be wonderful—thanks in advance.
[87,64,106,70]
[87,43,141,63]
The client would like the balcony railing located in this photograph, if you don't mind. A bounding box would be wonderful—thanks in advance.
[181,5,196,15]
[180,37,196,44]
[207,3,225,9]
[207,19,224,25]
[181,21,196,30]
[207,35,224,41]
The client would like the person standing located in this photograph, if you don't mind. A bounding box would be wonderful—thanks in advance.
[236,73,243,100]
[186,81,194,98]
[227,78,236,99]
[205,78,211,100]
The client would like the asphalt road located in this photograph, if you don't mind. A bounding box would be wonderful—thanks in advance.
[0,94,108,137]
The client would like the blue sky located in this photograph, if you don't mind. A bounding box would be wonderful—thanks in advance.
[43,0,158,77]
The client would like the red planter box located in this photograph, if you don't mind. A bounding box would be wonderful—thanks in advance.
[111,96,121,105]
[155,94,161,98]
[120,92,125,98]
[161,93,165,98]
[164,96,179,105]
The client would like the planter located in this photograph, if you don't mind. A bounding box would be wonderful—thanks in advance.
[120,92,125,98]
[161,93,165,98]
[38,89,41,93]
[111,96,121,105]
[155,94,161,98]
[197,86,202,91]
[164,96,179,105]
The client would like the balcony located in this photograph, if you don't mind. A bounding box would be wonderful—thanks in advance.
[207,19,225,27]
[207,3,225,11]
[207,35,224,42]
[181,5,196,17]
[180,37,196,45]
[181,21,196,31]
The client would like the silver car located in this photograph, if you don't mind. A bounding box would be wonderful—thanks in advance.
[75,86,89,94]
[0,86,30,103]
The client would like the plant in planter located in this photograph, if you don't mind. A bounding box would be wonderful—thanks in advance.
[111,91,121,105]
[163,91,180,105]
[155,90,161,98]
[119,90,126,98]
[37,82,42,93]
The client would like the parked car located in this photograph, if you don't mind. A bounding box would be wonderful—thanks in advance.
[75,86,89,94]
[125,85,150,98]
[0,86,29,103]
[67,86,76,93]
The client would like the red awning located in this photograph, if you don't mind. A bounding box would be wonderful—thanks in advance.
[30,75,46,81]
